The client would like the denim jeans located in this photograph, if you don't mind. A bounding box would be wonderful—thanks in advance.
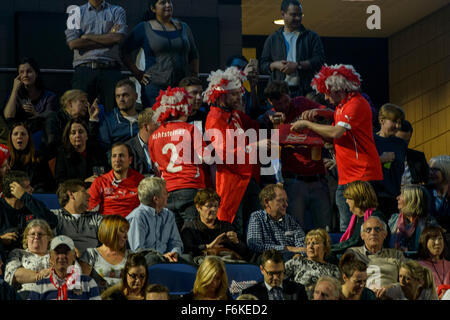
[284,177,332,231]
[335,184,352,232]
[167,188,199,232]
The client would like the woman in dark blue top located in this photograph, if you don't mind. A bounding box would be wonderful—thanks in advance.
[121,0,199,108]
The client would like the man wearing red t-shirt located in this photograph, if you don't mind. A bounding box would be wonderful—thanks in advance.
[204,67,268,236]
[291,64,382,232]
[261,81,332,230]
[88,142,143,217]
[149,87,206,231]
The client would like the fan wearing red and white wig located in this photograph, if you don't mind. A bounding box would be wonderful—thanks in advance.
[291,64,383,232]
[148,86,207,231]
[203,66,246,107]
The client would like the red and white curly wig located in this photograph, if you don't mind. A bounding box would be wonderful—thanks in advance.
[152,86,192,124]
[203,66,246,105]
[311,64,361,95]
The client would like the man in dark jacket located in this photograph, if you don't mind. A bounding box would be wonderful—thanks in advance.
[242,249,308,300]
[260,0,325,97]
[395,119,429,186]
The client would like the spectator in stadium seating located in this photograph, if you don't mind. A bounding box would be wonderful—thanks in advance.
[373,104,407,218]
[312,276,340,300]
[204,66,266,237]
[389,184,437,253]
[55,119,108,185]
[88,143,144,217]
[331,180,387,256]
[260,0,325,98]
[292,64,383,233]
[0,255,22,300]
[261,80,332,230]
[247,184,306,261]
[99,79,139,151]
[8,122,55,192]
[42,89,100,160]
[149,86,206,230]
[28,235,101,300]
[181,188,249,262]
[3,57,58,133]
[346,216,406,297]
[285,228,340,298]
[121,0,199,109]
[181,256,230,300]
[3,219,53,299]
[378,260,438,300]
[395,120,429,186]
[417,225,450,288]
[146,283,169,300]
[126,177,191,266]
[338,252,376,300]
[52,179,102,256]
[426,155,450,239]
[0,144,10,196]
[179,76,208,130]
[125,108,157,176]
[242,249,308,300]
[65,0,127,113]
[80,215,130,293]
[0,171,57,253]
[101,252,149,300]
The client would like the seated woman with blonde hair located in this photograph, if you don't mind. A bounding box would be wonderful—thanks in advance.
[80,215,130,292]
[389,184,438,253]
[285,228,340,298]
[379,260,438,300]
[181,256,231,300]
[3,219,53,299]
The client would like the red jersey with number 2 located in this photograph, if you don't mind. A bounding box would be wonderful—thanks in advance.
[149,121,206,192]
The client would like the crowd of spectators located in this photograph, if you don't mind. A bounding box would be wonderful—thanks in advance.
[0,0,449,301]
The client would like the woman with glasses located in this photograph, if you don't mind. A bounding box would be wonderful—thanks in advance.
[101,253,149,300]
[388,184,438,253]
[339,252,376,300]
[181,188,249,264]
[3,219,53,299]
[80,215,130,293]
[285,228,340,298]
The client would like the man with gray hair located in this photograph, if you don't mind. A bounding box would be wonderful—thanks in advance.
[313,276,341,300]
[345,216,406,298]
[126,177,192,266]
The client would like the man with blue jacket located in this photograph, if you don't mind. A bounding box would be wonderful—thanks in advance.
[99,79,139,151]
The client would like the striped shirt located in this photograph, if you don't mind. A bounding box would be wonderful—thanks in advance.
[28,274,101,300]
[246,210,305,254]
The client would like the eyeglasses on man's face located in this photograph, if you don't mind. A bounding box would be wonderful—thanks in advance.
[27,233,48,239]
[363,227,383,234]
[262,267,284,277]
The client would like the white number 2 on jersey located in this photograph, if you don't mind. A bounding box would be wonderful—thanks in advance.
[162,143,182,173]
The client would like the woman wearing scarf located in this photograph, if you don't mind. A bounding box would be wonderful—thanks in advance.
[330,180,388,257]
[389,184,438,253]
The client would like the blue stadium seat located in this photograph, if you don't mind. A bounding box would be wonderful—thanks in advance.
[147,263,198,295]
[225,263,263,299]
[329,233,344,244]
[32,193,60,209]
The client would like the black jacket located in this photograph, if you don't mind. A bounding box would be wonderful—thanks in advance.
[406,148,429,185]
[55,142,109,185]
[242,279,308,301]
[125,135,154,176]
[260,25,325,95]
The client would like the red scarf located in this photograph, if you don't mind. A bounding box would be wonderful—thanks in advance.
[340,208,374,242]
[49,267,78,300]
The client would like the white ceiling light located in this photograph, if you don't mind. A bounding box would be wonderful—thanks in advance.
[273,19,284,25]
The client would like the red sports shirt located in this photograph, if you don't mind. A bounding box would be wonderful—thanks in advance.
[88,169,144,217]
[149,121,206,192]
[333,93,383,185]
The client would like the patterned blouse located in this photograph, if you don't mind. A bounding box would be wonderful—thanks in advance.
[4,249,50,293]
[285,257,341,298]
